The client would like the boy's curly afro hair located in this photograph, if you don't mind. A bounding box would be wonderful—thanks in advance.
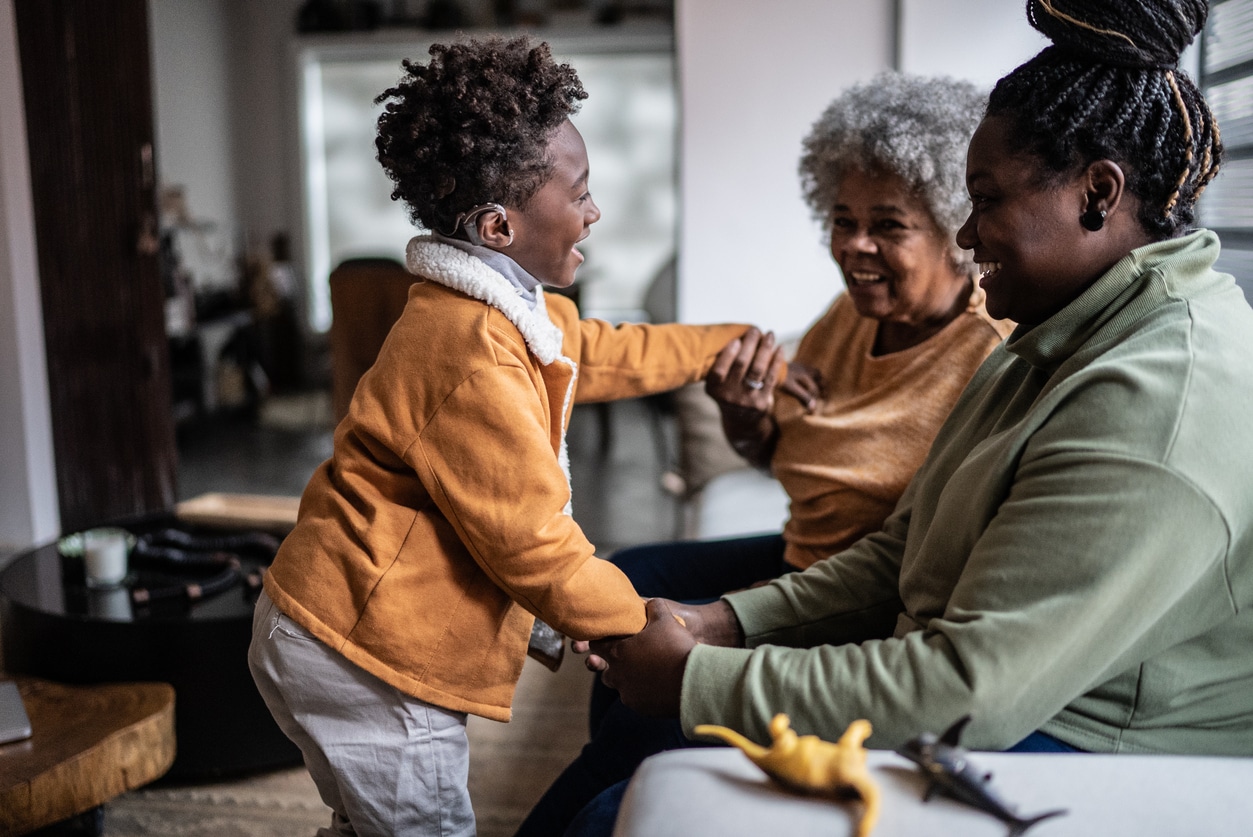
[374,36,587,234]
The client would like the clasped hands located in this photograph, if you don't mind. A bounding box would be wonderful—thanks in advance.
[575,597,745,717]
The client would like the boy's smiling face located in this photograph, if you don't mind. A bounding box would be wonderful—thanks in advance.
[501,119,601,288]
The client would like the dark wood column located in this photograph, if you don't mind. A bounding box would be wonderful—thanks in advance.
[15,0,176,533]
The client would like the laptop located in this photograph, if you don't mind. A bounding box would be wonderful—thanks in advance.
[0,680,33,744]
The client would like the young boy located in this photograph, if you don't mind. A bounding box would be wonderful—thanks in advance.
[248,36,750,836]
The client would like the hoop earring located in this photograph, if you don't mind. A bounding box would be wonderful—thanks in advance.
[1080,208,1106,232]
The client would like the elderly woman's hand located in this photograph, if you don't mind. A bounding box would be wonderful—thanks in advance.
[779,362,822,412]
[705,329,788,468]
[705,328,785,411]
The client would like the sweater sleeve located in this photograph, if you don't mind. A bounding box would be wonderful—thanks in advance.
[681,449,1231,751]
[724,494,911,648]
[407,357,646,641]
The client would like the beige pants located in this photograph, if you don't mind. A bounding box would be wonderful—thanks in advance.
[248,590,475,837]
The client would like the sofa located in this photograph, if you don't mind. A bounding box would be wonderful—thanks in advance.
[666,382,790,542]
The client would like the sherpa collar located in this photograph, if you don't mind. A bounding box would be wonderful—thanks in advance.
[405,235,565,365]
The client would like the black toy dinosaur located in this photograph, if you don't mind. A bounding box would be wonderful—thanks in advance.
[896,716,1067,837]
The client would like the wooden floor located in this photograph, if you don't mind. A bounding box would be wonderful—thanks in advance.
[100,394,681,836]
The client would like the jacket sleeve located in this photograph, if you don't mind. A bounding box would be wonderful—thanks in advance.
[560,307,748,403]
[680,449,1231,751]
[405,353,646,641]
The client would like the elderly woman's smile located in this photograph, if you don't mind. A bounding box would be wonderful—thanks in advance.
[829,167,973,355]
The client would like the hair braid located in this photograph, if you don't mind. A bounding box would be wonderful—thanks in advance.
[988,0,1222,238]
[1162,70,1195,218]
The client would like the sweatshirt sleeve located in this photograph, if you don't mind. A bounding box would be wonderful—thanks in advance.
[406,356,646,641]
[681,451,1231,751]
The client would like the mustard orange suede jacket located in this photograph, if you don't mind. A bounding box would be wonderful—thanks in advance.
[264,237,746,721]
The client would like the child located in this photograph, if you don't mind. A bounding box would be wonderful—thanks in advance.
[248,36,751,836]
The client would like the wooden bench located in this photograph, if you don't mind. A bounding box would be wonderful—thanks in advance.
[0,675,175,836]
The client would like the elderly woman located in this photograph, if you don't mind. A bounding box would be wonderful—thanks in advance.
[606,72,1012,621]
[518,73,1012,837]
[572,0,1253,834]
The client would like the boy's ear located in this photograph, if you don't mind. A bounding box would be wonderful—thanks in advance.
[476,209,514,249]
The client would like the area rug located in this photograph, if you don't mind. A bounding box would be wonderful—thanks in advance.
[104,657,594,837]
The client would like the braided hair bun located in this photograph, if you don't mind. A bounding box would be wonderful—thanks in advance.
[987,0,1221,238]
[1027,0,1207,70]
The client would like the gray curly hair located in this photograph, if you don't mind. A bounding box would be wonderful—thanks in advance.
[798,72,986,271]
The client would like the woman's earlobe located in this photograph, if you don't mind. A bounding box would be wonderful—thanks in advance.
[1080,208,1107,232]
[1081,160,1125,232]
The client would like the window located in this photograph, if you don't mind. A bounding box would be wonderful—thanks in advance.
[1201,0,1253,299]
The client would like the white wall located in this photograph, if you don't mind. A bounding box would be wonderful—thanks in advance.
[0,0,59,553]
[899,0,1047,89]
[222,0,306,261]
[150,0,236,233]
[674,0,893,336]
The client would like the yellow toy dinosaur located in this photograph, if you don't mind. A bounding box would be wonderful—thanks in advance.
[694,714,881,837]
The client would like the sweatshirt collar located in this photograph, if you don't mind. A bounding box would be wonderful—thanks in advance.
[431,233,542,310]
[1005,230,1219,372]
[405,235,565,364]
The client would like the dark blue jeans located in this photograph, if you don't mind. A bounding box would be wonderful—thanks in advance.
[560,728,1083,837]
[513,701,692,837]
[605,532,789,603]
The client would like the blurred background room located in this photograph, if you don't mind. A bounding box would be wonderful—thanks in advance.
[1,0,1249,834]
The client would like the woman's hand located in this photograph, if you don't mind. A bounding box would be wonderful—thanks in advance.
[705,328,785,412]
[706,329,786,468]
[578,599,745,717]
[779,362,822,413]
[588,599,695,717]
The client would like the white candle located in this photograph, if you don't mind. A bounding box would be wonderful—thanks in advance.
[83,528,129,588]
[88,586,133,620]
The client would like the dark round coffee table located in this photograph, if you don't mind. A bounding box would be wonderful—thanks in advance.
[0,512,301,779]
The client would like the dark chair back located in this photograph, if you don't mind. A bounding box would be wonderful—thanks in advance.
[328,257,414,423]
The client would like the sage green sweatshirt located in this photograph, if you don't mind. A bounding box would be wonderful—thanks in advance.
[683,230,1253,755]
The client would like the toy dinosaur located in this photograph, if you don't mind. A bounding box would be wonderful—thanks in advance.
[896,715,1067,837]
[694,714,880,837]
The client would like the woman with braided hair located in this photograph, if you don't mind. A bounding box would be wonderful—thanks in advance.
[547,1,1253,833]
[247,35,754,836]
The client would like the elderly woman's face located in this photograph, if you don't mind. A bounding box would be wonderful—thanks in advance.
[829,168,969,334]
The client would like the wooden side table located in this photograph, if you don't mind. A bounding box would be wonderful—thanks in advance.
[0,675,175,836]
